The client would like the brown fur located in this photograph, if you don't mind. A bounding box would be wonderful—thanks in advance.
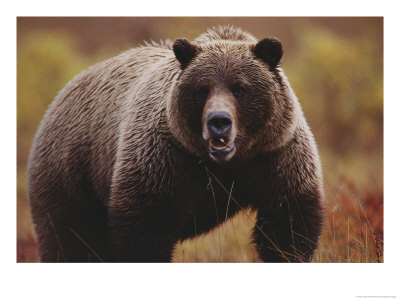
[28,26,323,262]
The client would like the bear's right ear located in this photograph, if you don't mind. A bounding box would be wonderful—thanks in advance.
[173,38,200,69]
[252,38,283,69]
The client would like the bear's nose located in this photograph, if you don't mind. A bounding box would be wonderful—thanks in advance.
[206,111,232,136]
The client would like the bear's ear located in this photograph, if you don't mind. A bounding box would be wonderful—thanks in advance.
[252,38,283,69]
[173,38,200,69]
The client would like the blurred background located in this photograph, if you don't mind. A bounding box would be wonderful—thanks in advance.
[17,17,383,262]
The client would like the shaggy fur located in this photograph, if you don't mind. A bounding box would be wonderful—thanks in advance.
[27,26,323,262]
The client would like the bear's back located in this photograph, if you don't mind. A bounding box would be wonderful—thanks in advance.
[28,45,175,202]
[193,25,257,44]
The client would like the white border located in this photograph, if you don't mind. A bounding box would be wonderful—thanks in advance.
[3,1,399,299]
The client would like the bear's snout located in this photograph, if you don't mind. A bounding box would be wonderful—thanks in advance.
[206,111,232,137]
[203,110,236,162]
[201,92,238,162]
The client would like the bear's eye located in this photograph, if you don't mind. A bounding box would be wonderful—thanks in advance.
[231,85,246,99]
[197,86,209,101]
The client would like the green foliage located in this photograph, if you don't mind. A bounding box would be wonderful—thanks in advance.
[285,26,383,155]
[18,32,88,135]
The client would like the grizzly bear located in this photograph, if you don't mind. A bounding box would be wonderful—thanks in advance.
[27,26,323,262]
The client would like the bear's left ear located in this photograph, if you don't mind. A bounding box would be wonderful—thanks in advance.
[173,38,200,69]
[252,38,283,69]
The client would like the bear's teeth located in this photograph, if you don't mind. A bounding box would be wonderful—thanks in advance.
[209,137,230,150]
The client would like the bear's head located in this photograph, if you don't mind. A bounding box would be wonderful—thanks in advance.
[167,29,300,163]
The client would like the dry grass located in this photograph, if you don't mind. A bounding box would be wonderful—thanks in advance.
[172,174,383,263]
[17,149,383,263]
[173,211,261,263]
[17,172,383,263]
[315,178,383,263]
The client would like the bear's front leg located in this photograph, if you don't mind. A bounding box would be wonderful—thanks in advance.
[108,196,180,262]
[253,191,323,262]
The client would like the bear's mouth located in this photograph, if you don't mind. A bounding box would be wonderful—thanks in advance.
[209,136,230,151]
[208,136,235,159]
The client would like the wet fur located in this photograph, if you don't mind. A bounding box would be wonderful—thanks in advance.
[28,26,323,262]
